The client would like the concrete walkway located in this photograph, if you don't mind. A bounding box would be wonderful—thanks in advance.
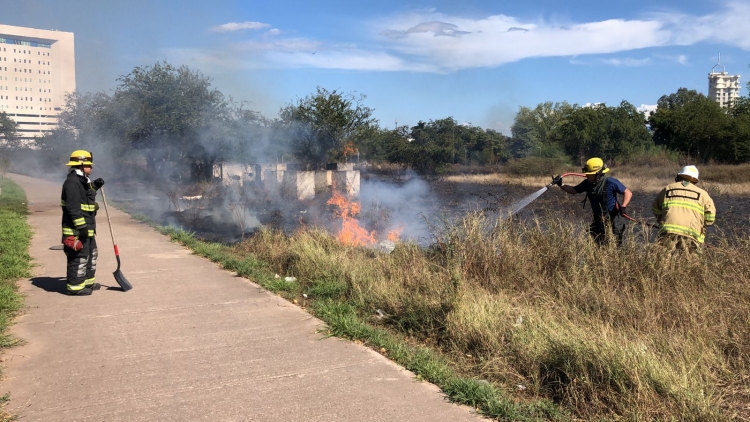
[3,173,482,421]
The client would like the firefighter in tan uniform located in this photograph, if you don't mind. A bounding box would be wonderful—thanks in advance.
[652,165,716,252]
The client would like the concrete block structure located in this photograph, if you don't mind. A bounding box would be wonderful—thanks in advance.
[0,24,76,142]
[314,171,332,194]
[213,161,359,199]
[259,163,287,182]
[281,171,315,201]
[212,162,254,186]
[332,170,360,197]
[325,162,354,171]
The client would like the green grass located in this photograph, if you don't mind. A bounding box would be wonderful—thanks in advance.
[0,178,31,420]
[0,178,29,347]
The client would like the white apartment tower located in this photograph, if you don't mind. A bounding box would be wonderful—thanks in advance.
[708,54,740,108]
[0,24,75,141]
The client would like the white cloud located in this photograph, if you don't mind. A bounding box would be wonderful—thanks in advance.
[163,43,428,73]
[650,53,690,65]
[210,21,270,32]
[600,57,651,67]
[369,2,750,71]
[651,1,750,49]
[374,13,669,71]
[637,104,657,116]
[199,2,750,73]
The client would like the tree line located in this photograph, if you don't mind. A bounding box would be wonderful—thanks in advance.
[1,61,750,181]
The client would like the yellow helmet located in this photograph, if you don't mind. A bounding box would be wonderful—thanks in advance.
[65,150,94,167]
[582,157,609,175]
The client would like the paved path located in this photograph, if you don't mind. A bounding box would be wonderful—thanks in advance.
[3,173,482,421]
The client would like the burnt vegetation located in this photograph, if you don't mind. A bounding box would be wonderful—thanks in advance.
[2,61,750,420]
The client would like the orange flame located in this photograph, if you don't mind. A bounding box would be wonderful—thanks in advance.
[327,191,376,245]
[386,227,403,242]
[342,141,358,159]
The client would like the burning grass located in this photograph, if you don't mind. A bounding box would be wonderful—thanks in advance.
[223,214,750,421]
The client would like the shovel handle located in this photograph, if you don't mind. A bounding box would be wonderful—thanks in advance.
[99,187,119,253]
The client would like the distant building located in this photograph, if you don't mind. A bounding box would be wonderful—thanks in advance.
[0,24,75,142]
[708,54,740,108]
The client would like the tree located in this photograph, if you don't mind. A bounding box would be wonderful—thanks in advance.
[0,111,18,174]
[649,88,729,162]
[726,97,750,162]
[111,62,229,180]
[510,102,572,158]
[407,119,455,174]
[552,101,652,162]
[279,87,377,166]
[0,111,19,149]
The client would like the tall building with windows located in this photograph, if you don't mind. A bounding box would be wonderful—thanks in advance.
[708,54,740,108]
[0,24,75,142]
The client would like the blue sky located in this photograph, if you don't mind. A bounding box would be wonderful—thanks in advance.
[2,0,749,133]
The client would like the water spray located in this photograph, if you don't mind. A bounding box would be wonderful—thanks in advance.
[508,173,661,230]
[509,173,585,216]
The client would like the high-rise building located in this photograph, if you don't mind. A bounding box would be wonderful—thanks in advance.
[0,24,75,142]
[708,54,740,108]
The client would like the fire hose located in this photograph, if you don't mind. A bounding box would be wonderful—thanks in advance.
[544,172,586,188]
[549,173,660,229]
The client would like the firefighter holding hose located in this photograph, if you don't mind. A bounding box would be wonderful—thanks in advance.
[552,157,632,245]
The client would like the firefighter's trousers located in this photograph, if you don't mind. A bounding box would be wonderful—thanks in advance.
[589,211,624,246]
[64,236,98,293]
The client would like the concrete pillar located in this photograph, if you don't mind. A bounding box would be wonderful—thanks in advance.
[332,170,360,197]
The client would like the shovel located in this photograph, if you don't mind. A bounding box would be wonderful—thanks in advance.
[99,187,133,292]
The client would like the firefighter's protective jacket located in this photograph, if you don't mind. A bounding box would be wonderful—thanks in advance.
[652,181,716,243]
[61,170,99,237]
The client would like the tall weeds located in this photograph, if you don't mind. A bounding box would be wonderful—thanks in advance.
[235,213,750,420]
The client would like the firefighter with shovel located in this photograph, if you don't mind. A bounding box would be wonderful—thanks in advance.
[61,150,105,296]
[553,157,632,245]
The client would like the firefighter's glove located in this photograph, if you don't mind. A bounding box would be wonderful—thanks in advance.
[63,236,83,252]
[619,206,627,216]
[552,175,563,186]
[93,178,105,189]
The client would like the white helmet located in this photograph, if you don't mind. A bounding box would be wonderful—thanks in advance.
[677,165,699,183]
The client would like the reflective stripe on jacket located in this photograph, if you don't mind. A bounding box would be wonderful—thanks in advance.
[61,170,99,237]
[652,181,716,243]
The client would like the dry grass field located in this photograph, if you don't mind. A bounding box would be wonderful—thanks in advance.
[444,163,750,196]
[152,163,750,420]
[227,214,750,421]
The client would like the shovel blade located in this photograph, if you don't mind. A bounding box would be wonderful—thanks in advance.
[113,269,133,292]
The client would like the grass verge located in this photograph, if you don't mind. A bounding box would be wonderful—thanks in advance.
[145,206,749,420]
[152,223,566,421]
[0,177,32,420]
